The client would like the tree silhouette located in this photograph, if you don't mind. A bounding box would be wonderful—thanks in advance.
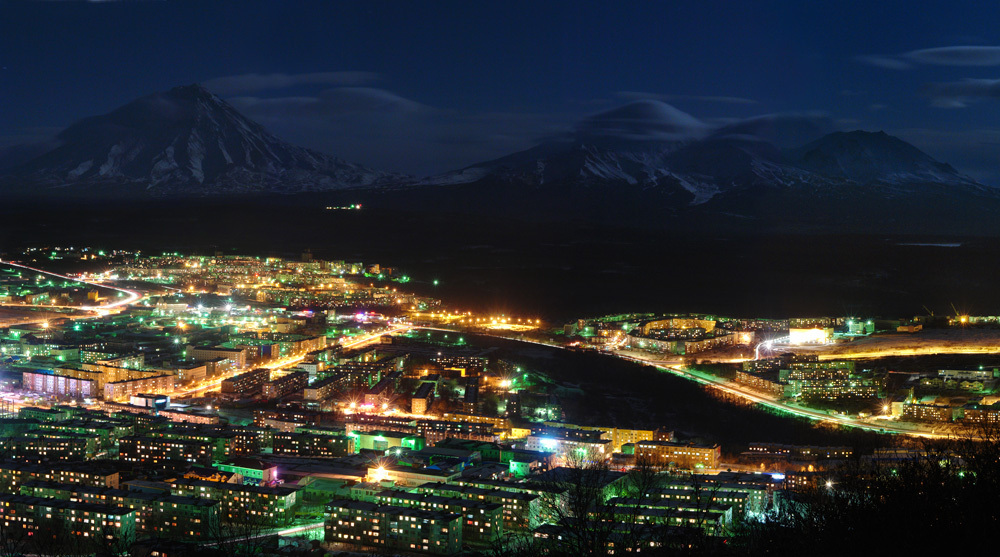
[733,424,1000,556]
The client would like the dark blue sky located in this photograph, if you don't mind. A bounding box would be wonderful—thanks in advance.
[3,0,1000,180]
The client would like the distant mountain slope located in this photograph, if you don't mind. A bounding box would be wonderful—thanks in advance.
[0,84,403,196]
[402,102,996,232]
[786,130,975,186]
[422,104,989,209]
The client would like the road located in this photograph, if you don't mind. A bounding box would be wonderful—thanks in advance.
[0,259,142,310]
[431,326,957,440]
[339,324,413,349]
[202,521,325,547]
[612,350,953,439]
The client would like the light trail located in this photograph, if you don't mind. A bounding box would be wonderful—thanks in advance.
[201,521,325,547]
[0,259,142,311]
[614,351,951,439]
[175,375,232,397]
[423,326,956,440]
[340,324,413,349]
[816,345,1000,359]
[276,522,324,536]
[755,336,790,359]
[261,354,308,370]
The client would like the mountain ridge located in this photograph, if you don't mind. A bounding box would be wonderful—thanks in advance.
[421,124,990,207]
[1,90,993,229]
[1,84,404,196]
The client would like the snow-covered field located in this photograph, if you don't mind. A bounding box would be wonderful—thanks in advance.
[798,329,1000,359]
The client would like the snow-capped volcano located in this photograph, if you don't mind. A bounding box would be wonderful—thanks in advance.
[1,84,402,195]
[423,102,987,207]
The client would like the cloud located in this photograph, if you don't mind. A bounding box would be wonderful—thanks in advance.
[228,87,567,176]
[922,78,1000,108]
[709,112,836,148]
[834,118,862,128]
[616,91,757,105]
[856,55,913,70]
[858,46,1000,70]
[228,89,840,174]
[231,87,429,117]
[574,100,708,141]
[204,72,379,95]
[905,46,1000,66]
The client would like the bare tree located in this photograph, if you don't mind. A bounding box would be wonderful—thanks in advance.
[490,451,745,556]
[527,448,666,556]
[0,520,32,557]
[208,499,280,557]
[731,428,1000,556]
[90,521,136,557]
[486,531,542,557]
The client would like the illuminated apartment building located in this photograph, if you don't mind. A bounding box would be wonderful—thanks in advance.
[220,368,270,396]
[272,431,354,457]
[118,436,214,466]
[372,489,503,546]
[635,440,721,469]
[0,493,136,544]
[324,499,461,555]
[169,478,297,526]
[413,482,541,532]
[261,371,309,400]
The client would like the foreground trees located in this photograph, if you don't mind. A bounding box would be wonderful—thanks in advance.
[734,429,1000,556]
[492,428,1000,556]
[491,452,727,556]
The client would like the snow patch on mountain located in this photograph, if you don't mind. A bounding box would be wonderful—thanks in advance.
[217,139,232,164]
[582,154,638,184]
[187,131,206,183]
[67,160,92,179]
[667,173,719,204]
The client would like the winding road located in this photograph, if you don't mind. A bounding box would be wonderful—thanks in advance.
[0,259,142,311]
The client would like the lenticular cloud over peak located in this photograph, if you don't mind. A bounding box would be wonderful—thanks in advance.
[575,100,708,141]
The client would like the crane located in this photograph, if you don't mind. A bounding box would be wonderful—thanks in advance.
[951,302,969,325]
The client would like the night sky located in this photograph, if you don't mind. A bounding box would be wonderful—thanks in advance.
[2,0,1000,181]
